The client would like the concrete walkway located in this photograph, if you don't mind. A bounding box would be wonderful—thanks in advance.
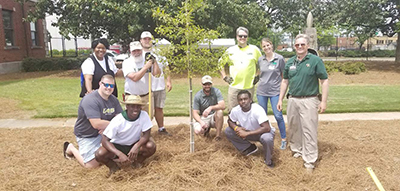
[1,112,399,129]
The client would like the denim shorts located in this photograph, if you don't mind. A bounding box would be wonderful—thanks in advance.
[76,134,102,163]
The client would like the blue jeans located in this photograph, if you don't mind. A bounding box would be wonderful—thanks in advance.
[257,94,286,139]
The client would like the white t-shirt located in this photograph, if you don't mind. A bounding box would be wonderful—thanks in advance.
[122,54,149,95]
[81,55,118,75]
[103,111,153,146]
[229,103,272,131]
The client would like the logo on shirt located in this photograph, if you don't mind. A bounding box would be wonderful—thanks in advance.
[306,63,310,67]
[103,108,115,115]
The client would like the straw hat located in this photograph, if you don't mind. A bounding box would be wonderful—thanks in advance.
[121,95,147,105]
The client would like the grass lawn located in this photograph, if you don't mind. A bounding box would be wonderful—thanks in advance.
[0,75,399,118]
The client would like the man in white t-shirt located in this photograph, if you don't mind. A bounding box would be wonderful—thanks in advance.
[225,90,275,168]
[122,41,160,118]
[95,95,156,177]
[140,31,172,135]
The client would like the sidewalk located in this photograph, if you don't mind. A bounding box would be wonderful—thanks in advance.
[1,112,400,129]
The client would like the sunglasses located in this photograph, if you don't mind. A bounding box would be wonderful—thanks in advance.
[294,43,306,48]
[238,35,248,39]
[101,82,115,88]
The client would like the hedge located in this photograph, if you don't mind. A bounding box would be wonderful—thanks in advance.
[22,57,87,72]
[325,61,366,75]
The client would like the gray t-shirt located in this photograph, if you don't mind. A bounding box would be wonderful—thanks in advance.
[74,90,123,138]
[193,87,224,115]
[256,53,285,96]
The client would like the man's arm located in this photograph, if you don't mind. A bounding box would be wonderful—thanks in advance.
[193,109,208,129]
[151,60,161,77]
[126,60,154,82]
[202,100,225,118]
[166,75,172,92]
[277,79,289,112]
[128,129,151,162]
[239,121,271,138]
[319,79,329,113]
[89,119,110,133]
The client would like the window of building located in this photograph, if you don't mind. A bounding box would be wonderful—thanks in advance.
[30,22,38,46]
[376,40,384,44]
[2,10,14,46]
[386,40,393,44]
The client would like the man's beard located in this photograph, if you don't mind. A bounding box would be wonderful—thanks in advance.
[133,55,144,64]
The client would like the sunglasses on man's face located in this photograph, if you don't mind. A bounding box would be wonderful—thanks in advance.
[101,82,115,88]
[294,43,306,48]
[238,35,248,39]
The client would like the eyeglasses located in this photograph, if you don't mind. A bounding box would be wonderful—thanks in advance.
[294,43,306,48]
[101,82,115,88]
[238,35,248,39]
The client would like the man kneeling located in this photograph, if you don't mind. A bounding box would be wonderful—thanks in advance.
[95,95,156,176]
[225,90,275,168]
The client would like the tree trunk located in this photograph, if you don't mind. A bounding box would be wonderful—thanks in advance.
[396,32,400,64]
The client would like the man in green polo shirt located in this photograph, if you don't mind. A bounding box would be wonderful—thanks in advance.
[219,26,262,111]
[277,34,329,171]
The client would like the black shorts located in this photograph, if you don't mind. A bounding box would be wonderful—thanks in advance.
[112,141,138,156]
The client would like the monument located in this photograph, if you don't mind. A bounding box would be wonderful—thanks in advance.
[304,12,318,50]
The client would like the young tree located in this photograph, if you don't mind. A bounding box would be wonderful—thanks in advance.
[153,0,225,152]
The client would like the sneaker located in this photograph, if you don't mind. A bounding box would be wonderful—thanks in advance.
[280,141,287,150]
[63,142,74,160]
[293,152,302,158]
[158,128,171,136]
[243,144,258,156]
[265,160,275,169]
[304,162,315,173]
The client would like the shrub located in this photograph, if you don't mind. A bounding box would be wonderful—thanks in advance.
[324,61,342,74]
[339,62,366,75]
[276,50,296,58]
[22,57,87,72]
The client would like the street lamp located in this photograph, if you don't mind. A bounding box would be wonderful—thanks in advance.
[334,34,339,61]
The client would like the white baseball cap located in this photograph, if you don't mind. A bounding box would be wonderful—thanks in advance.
[201,75,213,84]
[130,41,142,51]
[141,31,153,39]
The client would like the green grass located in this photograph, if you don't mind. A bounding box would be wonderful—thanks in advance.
[1,77,399,118]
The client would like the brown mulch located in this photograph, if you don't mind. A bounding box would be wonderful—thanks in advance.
[1,61,400,190]
[1,120,399,190]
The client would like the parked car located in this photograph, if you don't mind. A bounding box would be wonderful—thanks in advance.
[106,50,119,63]
[115,53,130,64]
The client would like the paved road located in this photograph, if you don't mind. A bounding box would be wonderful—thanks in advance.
[1,112,399,129]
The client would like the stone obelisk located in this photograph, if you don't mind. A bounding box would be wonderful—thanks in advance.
[304,12,318,50]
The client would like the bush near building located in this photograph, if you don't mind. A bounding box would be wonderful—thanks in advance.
[22,57,86,72]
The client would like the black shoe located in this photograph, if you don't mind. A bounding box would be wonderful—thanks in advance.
[242,144,258,156]
[158,128,171,136]
[265,160,274,169]
[63,142,74,159]
[203,127,211,137]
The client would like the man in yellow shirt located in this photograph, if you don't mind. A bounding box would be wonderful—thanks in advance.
[219,27,261,111]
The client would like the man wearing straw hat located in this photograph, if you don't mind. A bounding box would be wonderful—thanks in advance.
[122,41,160,119]
[95,95,156,177]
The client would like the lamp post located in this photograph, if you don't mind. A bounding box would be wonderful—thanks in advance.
[334,34,339,61]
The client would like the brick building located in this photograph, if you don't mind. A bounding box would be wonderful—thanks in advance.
[0,0,46,74]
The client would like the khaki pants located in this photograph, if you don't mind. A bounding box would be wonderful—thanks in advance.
[228,86,255,112]
[287,96,319,164]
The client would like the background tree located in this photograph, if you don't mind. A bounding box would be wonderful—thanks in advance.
[29,0,269,52]
[377,0,400,63]
[153,0,225,152]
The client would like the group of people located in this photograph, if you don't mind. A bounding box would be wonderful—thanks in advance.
[195,27,329,170]
[63,27,329,176]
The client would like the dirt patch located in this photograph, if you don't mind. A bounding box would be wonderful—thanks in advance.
[0,97,35,119]
[0,120,399,190]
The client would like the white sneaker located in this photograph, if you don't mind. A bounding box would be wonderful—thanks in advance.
[304,162,315,169]
[293,152,302,158]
